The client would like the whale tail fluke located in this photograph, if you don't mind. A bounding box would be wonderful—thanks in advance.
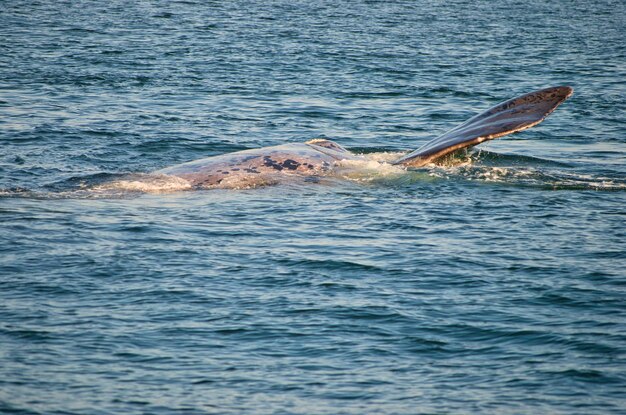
[393,86,573,168]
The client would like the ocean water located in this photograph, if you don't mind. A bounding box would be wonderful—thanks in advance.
[1,1,625,414]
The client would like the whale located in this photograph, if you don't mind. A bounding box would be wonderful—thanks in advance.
[156,86,573,189]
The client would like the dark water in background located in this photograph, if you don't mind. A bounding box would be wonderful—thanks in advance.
[1,0,625,413]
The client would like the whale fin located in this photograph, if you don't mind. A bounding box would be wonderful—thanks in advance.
[393,86,573,168]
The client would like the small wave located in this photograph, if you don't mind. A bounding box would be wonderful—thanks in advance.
[0,187,33,198]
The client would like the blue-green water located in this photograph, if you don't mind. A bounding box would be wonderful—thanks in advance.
[1,1,625,414]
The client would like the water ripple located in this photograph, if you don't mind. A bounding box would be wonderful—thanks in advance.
[1,0,625,414]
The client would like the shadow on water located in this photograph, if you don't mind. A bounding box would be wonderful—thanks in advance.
[425,150,626,192]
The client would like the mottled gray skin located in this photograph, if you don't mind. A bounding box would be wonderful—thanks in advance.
[157,86,573,189]
[156,139,362,189]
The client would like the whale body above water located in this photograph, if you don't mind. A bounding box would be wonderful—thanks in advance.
[156,86,573,189]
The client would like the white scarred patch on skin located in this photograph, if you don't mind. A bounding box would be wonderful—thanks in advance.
[206,173,281,190]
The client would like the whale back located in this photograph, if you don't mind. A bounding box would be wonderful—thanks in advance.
[394,86,573,167]
[156,141,357,189]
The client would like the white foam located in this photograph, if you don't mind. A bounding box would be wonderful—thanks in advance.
[91,174,192,193]
[363,151,407,163]
[335,152,407,183]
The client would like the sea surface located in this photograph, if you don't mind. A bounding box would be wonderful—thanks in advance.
[1,1,625,414]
